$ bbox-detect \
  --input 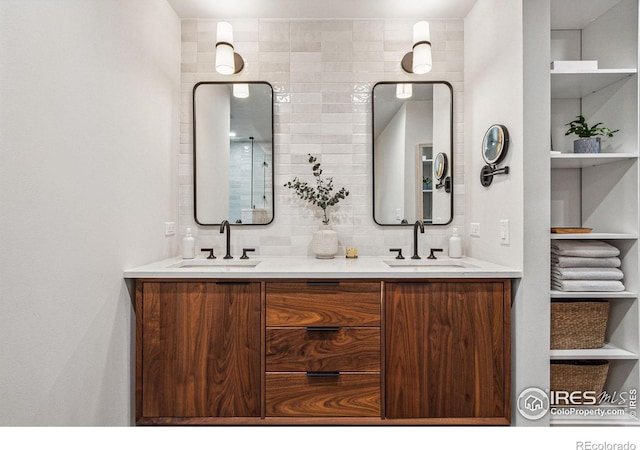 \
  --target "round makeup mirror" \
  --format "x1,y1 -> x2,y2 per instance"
482,124 -> 509,165
434,152 -> 448,180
